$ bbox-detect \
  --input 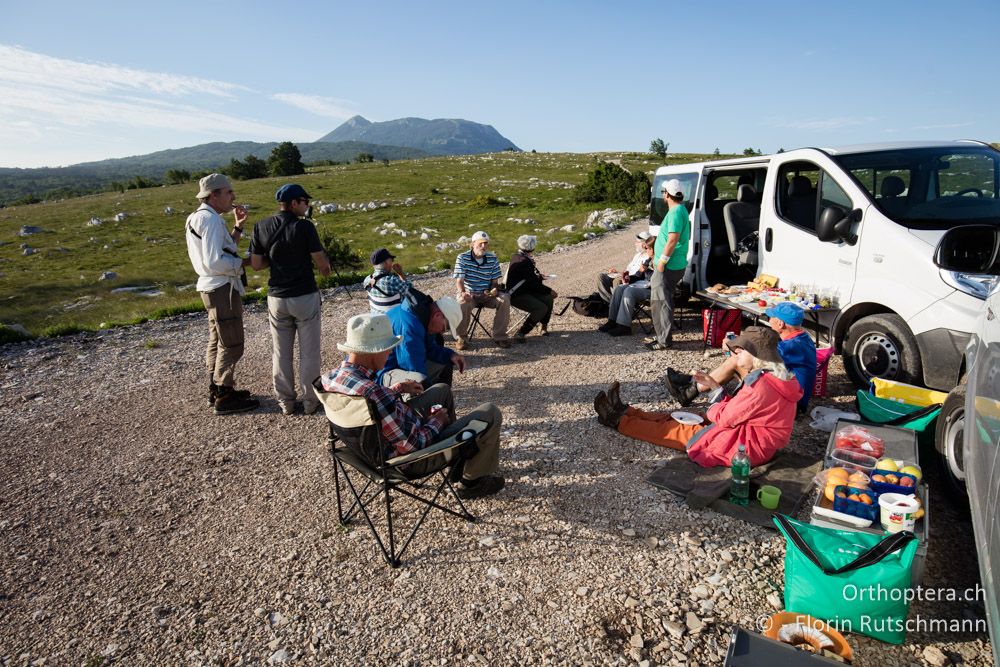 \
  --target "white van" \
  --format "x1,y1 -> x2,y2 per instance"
650,141 -> 1000,394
